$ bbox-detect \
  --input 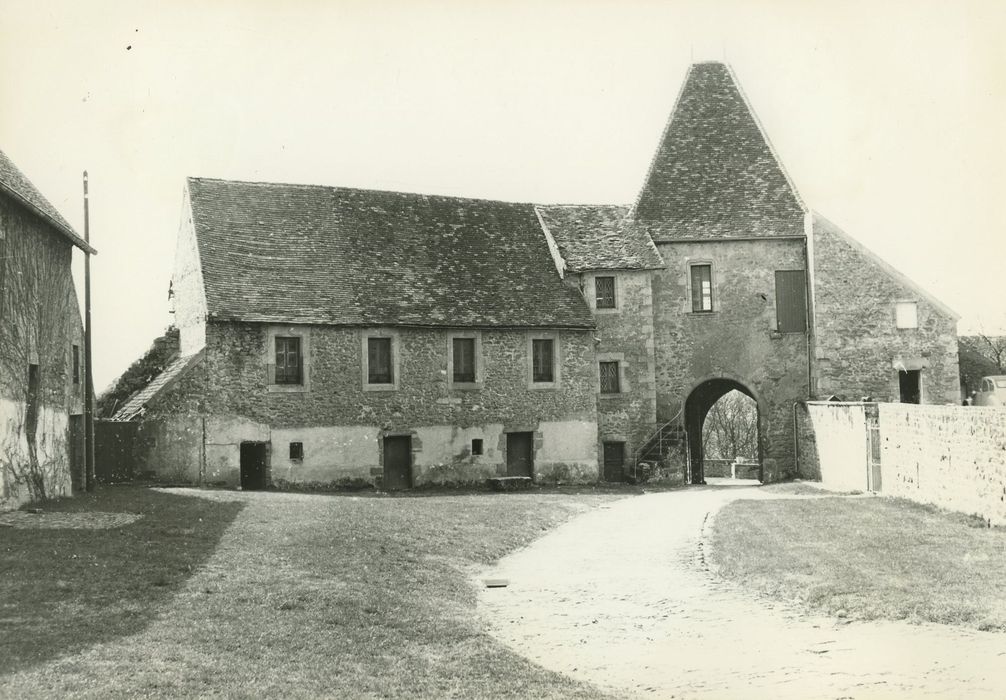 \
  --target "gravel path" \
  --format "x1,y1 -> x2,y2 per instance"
477,485 -> 1006,699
